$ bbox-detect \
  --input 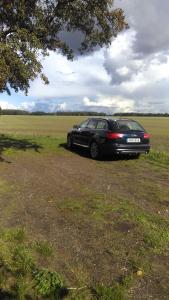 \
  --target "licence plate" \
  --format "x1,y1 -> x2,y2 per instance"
127,138 -> 140,143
